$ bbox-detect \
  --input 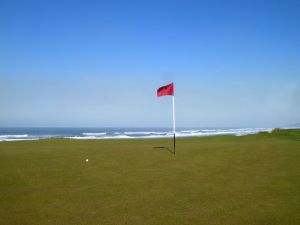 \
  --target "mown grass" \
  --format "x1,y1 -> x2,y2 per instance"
0,129 -> 300,225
